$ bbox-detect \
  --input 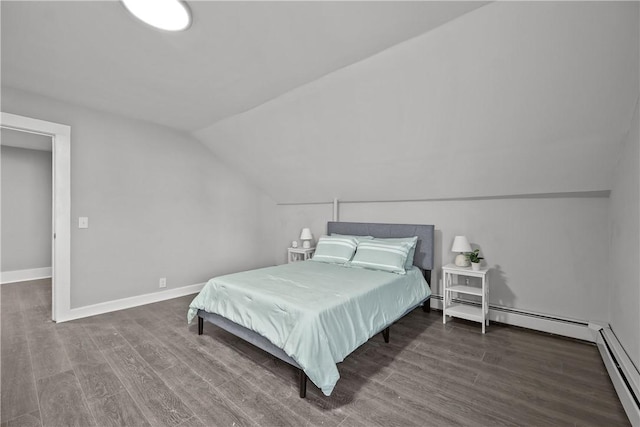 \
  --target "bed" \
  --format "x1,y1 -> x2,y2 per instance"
187,221 -> 434,398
